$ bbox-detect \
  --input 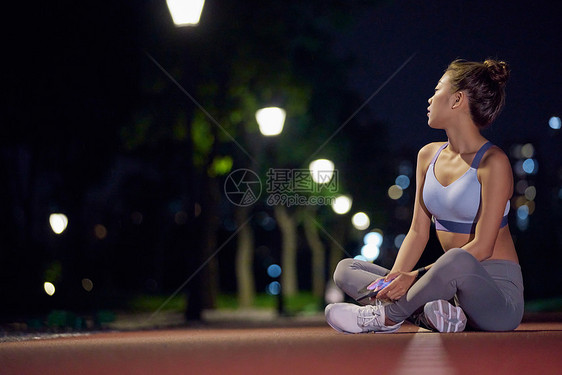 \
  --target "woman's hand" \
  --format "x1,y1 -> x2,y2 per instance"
374,271 -> 418,301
